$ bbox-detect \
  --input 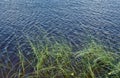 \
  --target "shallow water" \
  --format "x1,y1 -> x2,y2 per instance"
0,0 -> 120,58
